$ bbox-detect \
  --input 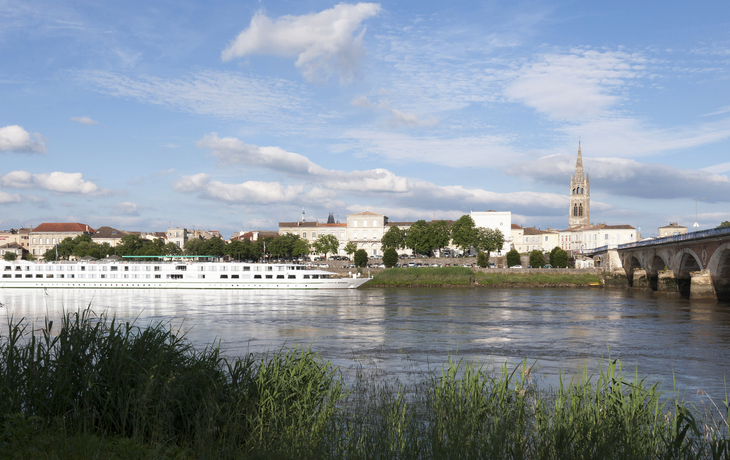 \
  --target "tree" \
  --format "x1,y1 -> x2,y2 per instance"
476,251 -> 488,268
406,220 -> 431,256
312,234 -> 339,259
383,247 -> 398,268
354,249 -> 368,268
549,246 -> 561,264
3,252 -> 17,261
551,248 -> 569,268
24,253 -> 36,261
291,238 -> 310,258
184,238 -> 206,256
451,215 -> 477,254
344,242 -> 358,258
428,220 -> 452,255
164,242 -> 182,255
506,248 -> 521,267
203,237 -> 226,257
718,221 -> 730,228
474,228 -> 505,259
529,250 -> 545,267
381,226 -> 406,250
